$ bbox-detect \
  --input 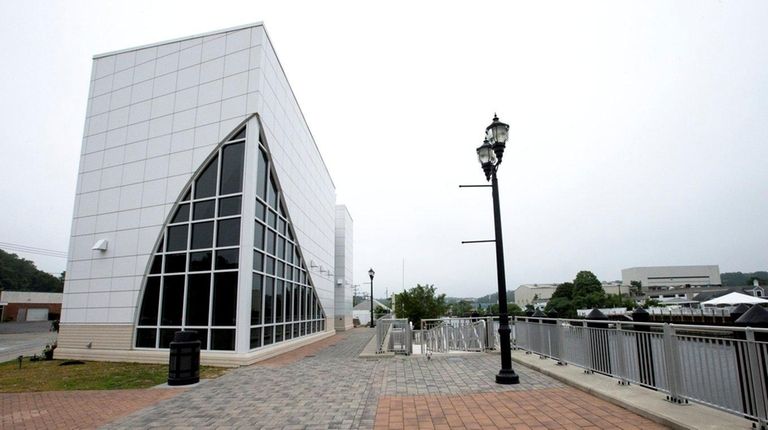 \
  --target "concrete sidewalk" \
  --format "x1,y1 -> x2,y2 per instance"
511,349 -> 754,430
